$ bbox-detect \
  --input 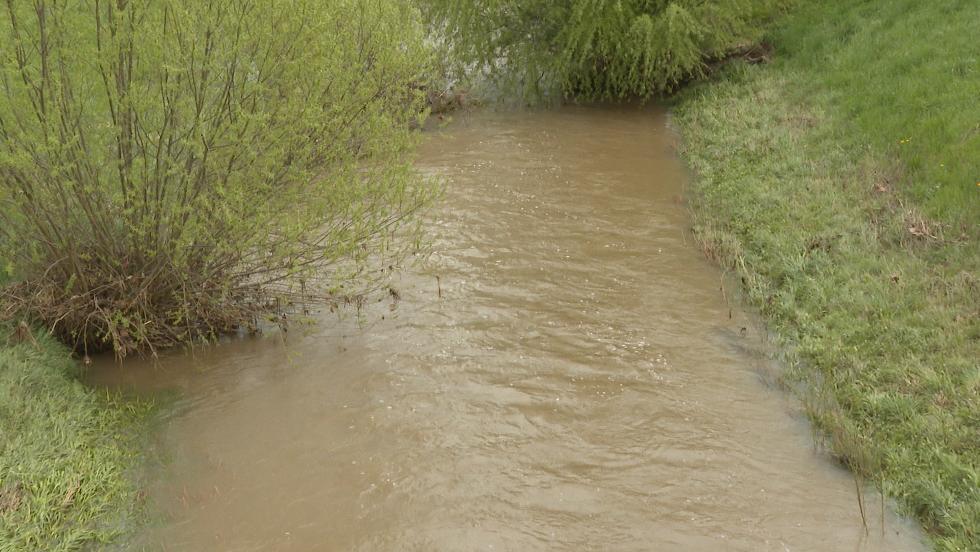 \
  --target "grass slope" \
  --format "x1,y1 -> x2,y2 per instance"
673,1 -> 979,549
0,333 -> 149,551
772,0 -> 980,229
